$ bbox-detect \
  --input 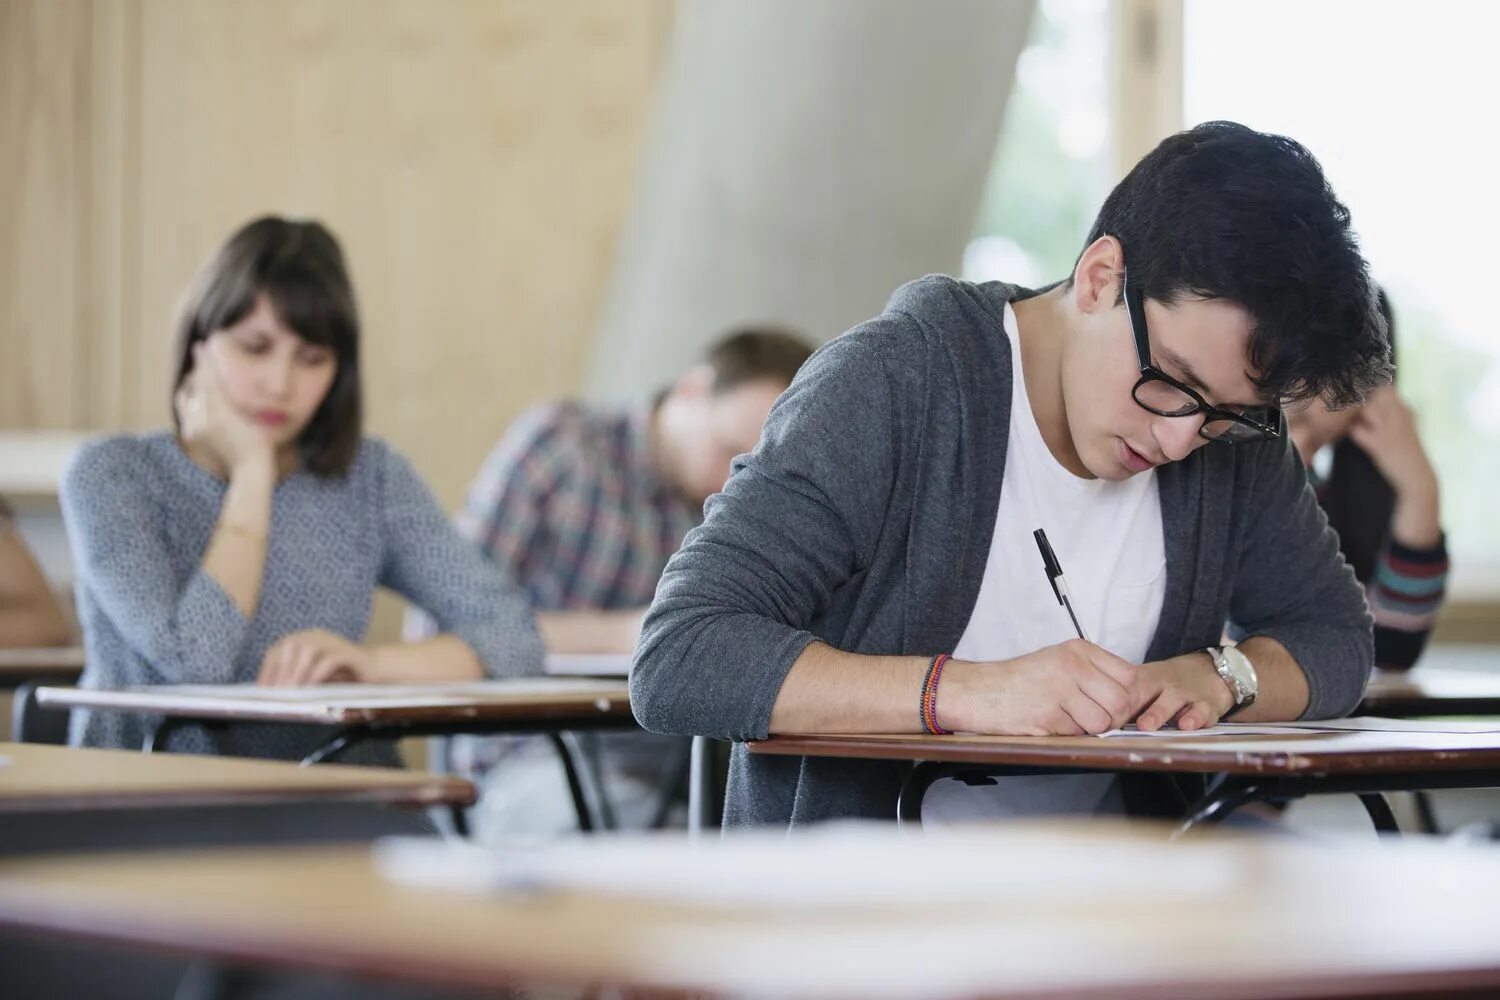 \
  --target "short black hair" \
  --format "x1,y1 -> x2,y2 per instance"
170,216 -> 362,476
703,326 -> 815,393
1079,121 -> 1392,408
